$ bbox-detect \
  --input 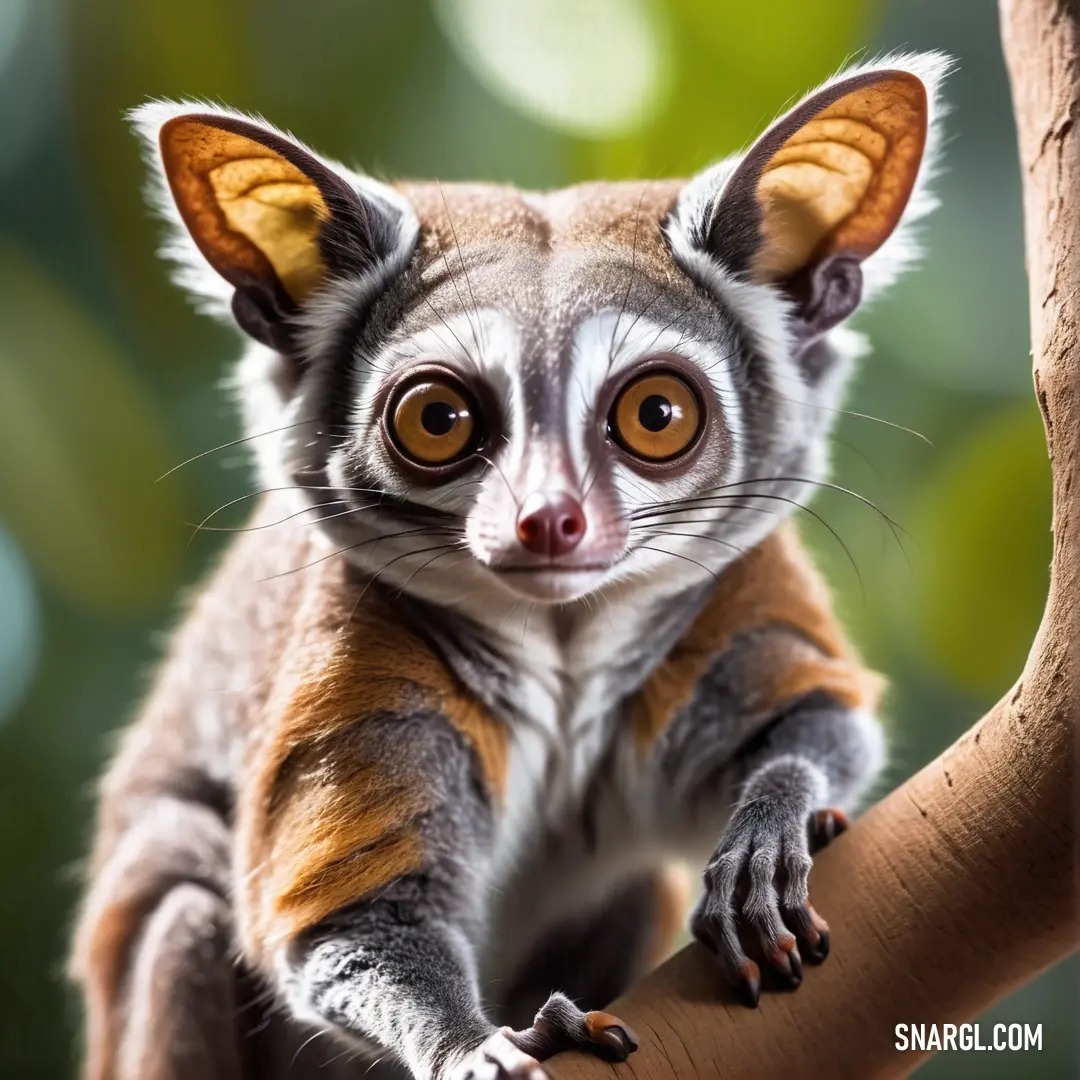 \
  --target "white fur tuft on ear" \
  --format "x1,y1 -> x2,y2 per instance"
130,99 -> 244,318
665,50 -> 954,366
